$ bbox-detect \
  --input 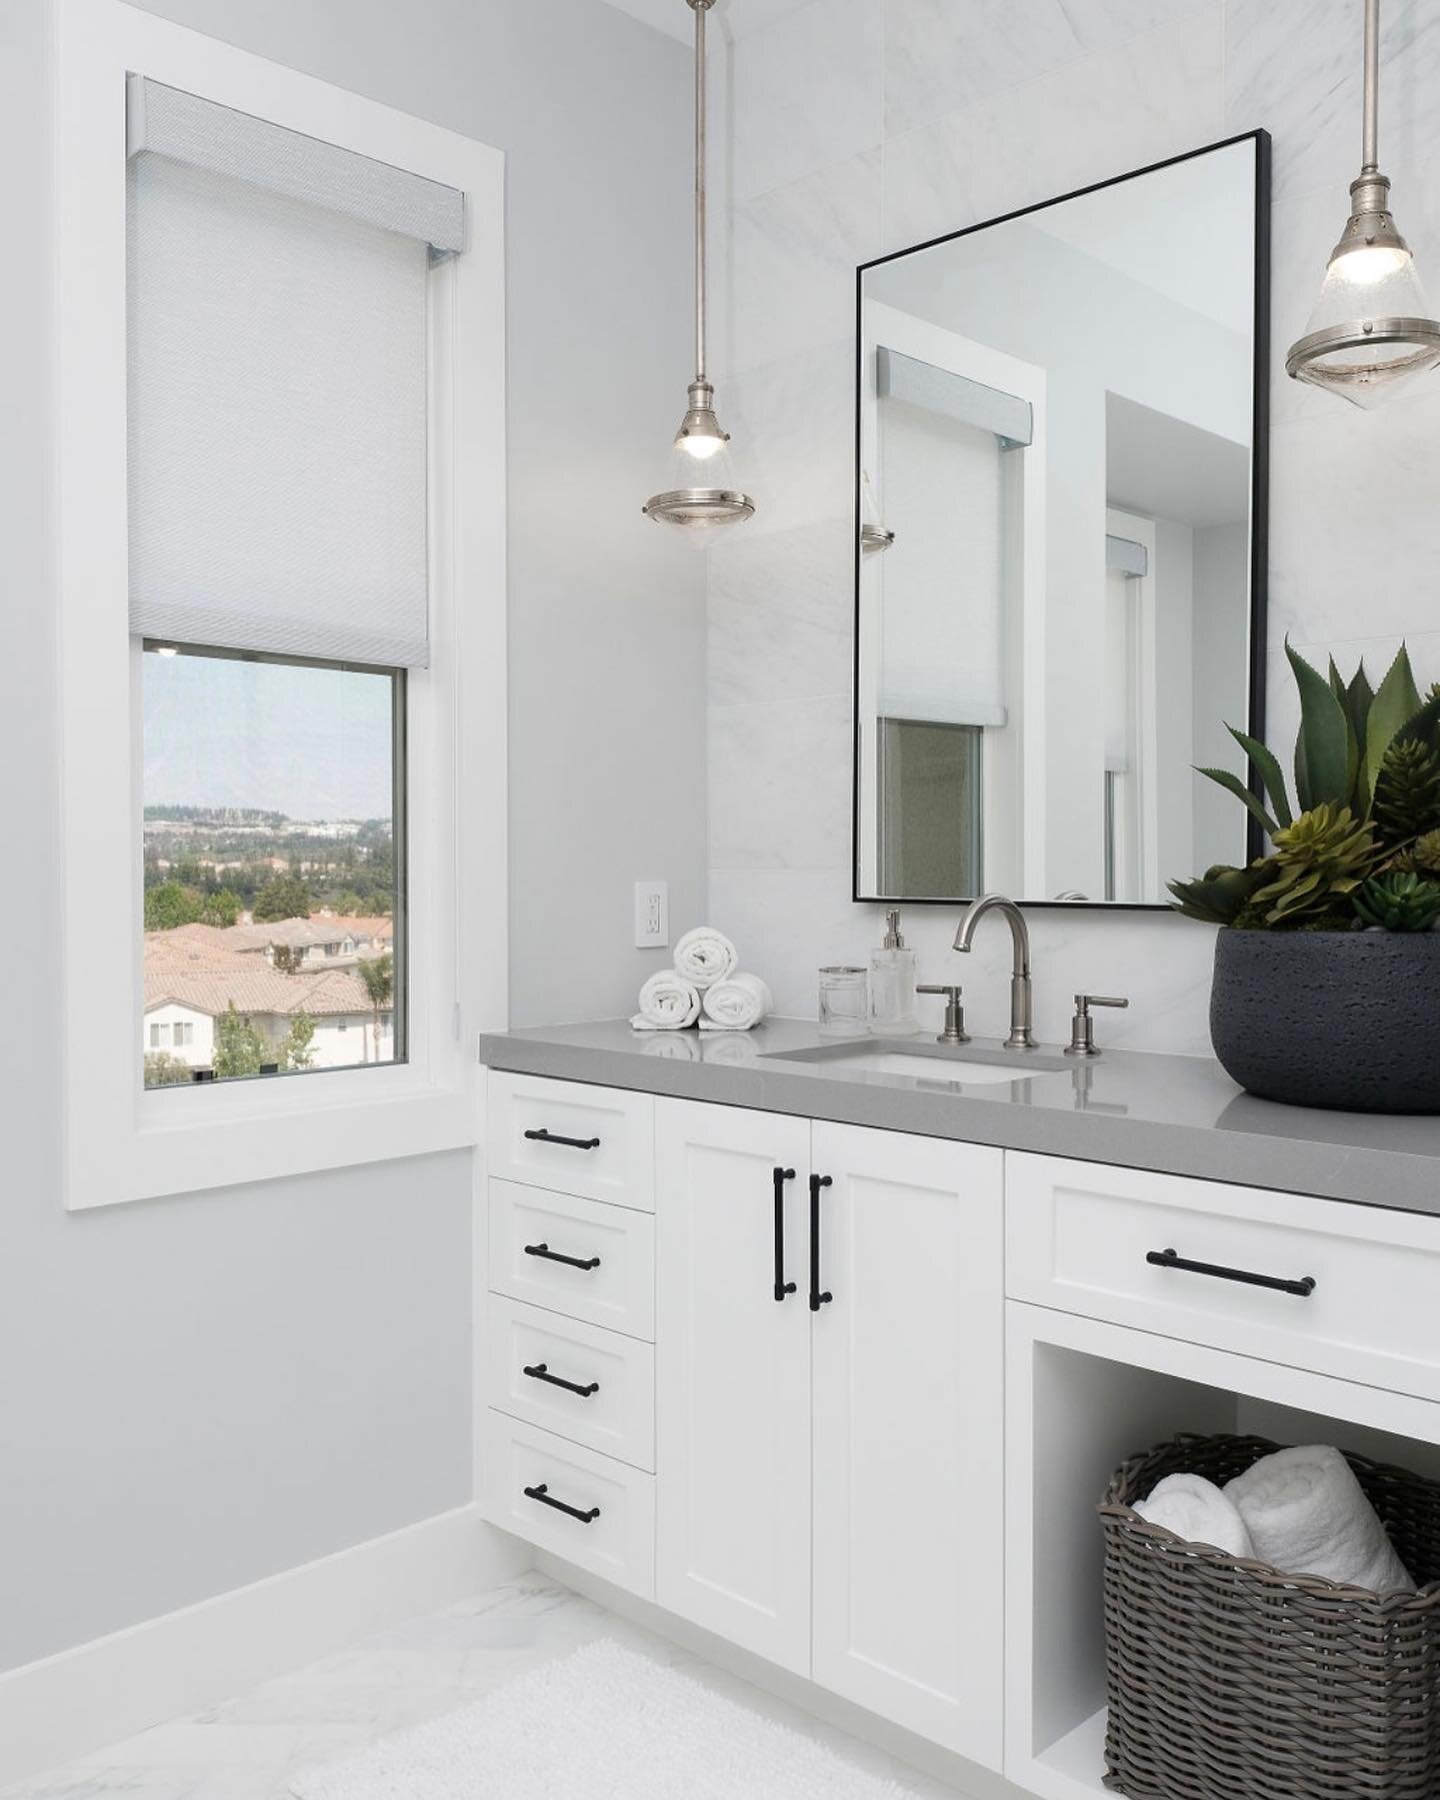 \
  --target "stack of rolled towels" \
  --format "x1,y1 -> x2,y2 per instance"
631,926 -> 772,1033
1133,1444 -> 1415,1592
